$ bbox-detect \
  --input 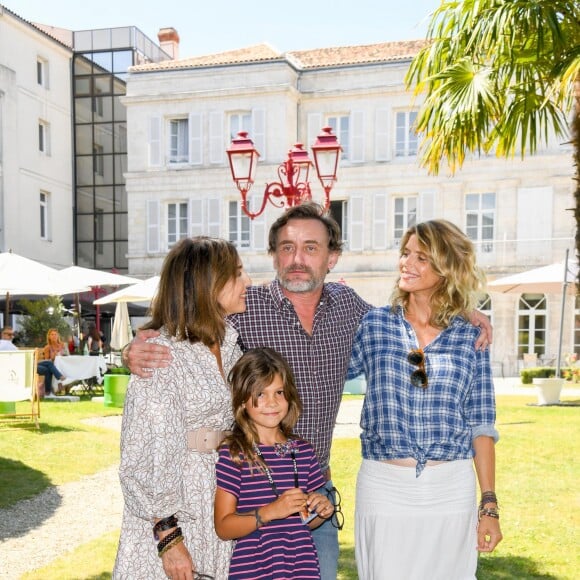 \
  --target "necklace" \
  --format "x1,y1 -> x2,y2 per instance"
273,439 -> 299,457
